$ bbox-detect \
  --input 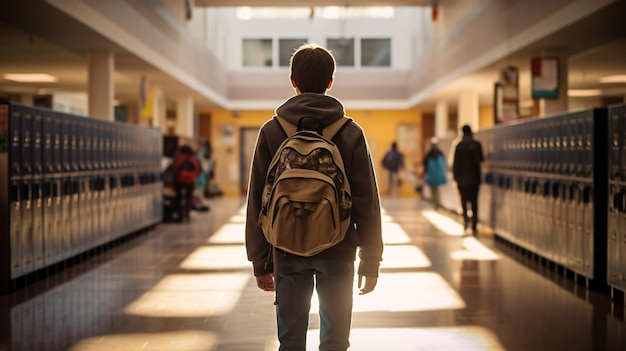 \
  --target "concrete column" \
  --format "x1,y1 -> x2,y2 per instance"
435,101 -> 449,138
543,54 -> 568,115
458,90 -> 479,131
88,50 -> 114,120
176,95 -> 195,137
